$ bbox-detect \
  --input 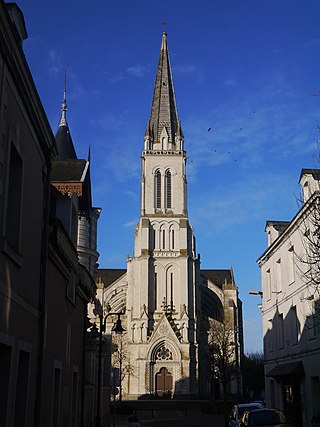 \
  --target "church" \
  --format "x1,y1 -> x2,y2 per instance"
94,31 -> 243,400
